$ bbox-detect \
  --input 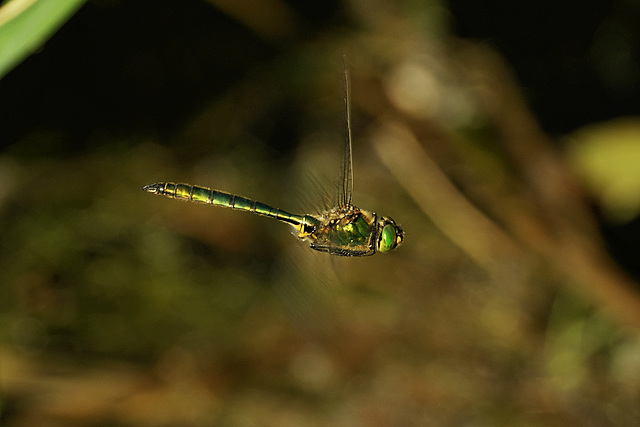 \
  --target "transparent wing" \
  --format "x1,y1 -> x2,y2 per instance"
339,57 -> 354,208
272,241 -> 344,336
